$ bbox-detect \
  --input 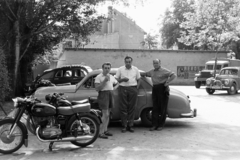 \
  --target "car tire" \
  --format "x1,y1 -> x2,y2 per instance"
227,83 -> 236,95
206,88 -> 215,95
195,81 -> 201,89
140,108 -> 152,127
